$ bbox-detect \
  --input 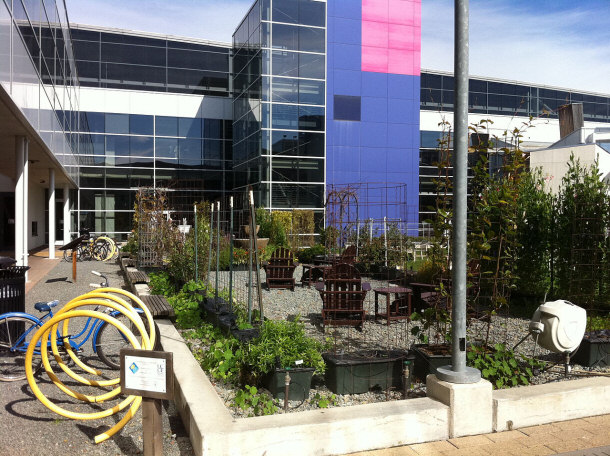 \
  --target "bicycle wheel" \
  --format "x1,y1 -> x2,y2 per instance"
0,316 -> 43,381
92,241 -> 109,262
63,248 -> 81,262
95,314 -> 140,369
79,243 -> 91,261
